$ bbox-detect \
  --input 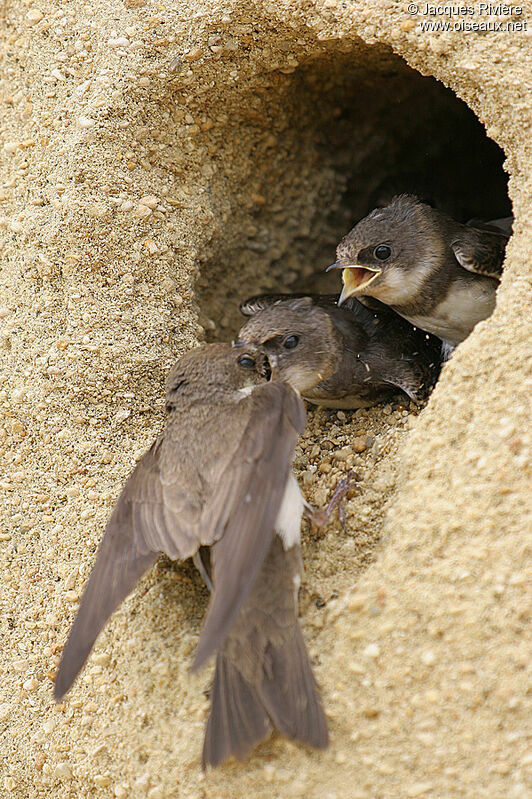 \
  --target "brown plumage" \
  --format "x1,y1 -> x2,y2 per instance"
203,537 -> 328,767
330,195 -> 512,346
237,294 -> 442,407
54,343 -> 328,767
